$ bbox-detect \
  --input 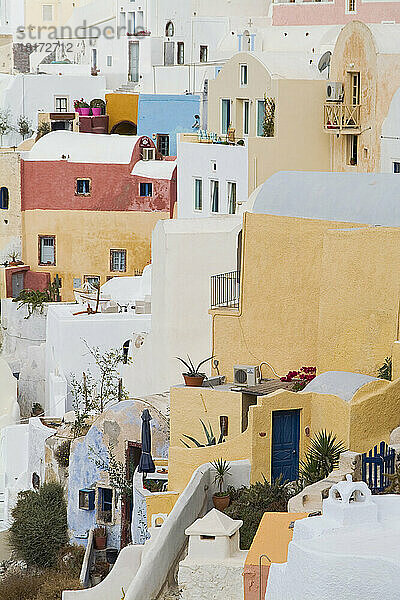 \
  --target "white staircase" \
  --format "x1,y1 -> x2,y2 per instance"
114,82 -> 138,94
